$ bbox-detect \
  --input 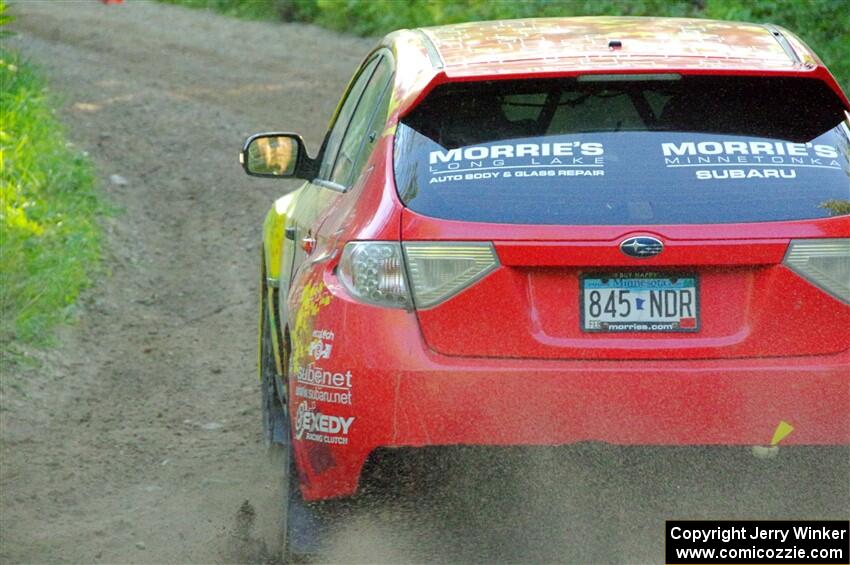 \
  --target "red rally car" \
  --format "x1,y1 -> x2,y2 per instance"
241,16 -> 850,556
